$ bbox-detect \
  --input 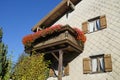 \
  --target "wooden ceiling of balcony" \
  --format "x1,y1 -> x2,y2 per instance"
32,0 -> 81,32
34,39 -> 83,63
